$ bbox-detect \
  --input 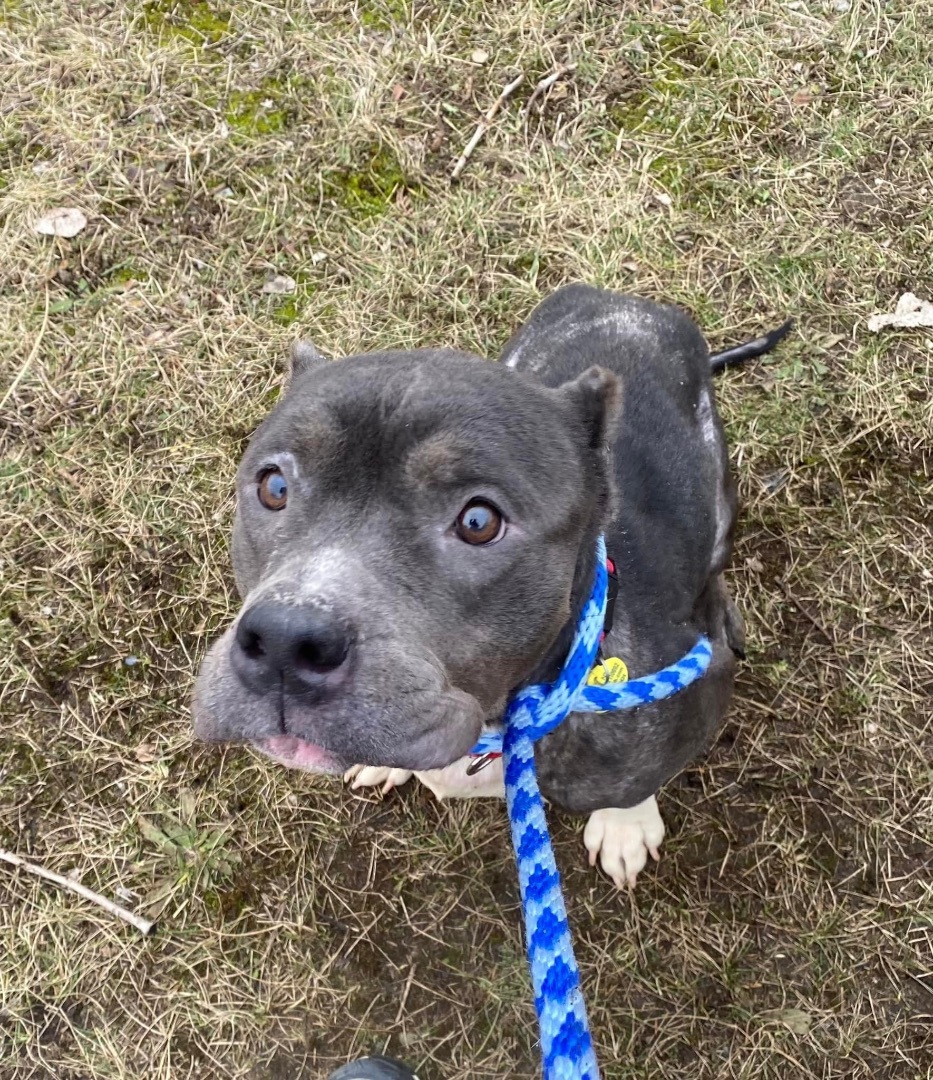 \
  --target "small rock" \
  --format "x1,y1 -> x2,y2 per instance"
311,251 -> 327,265
471,48 -> 489,64
124,655 -> 139,667
34,207 -> 87,238
134,742 -> 158,763
262,273 -> 297,295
